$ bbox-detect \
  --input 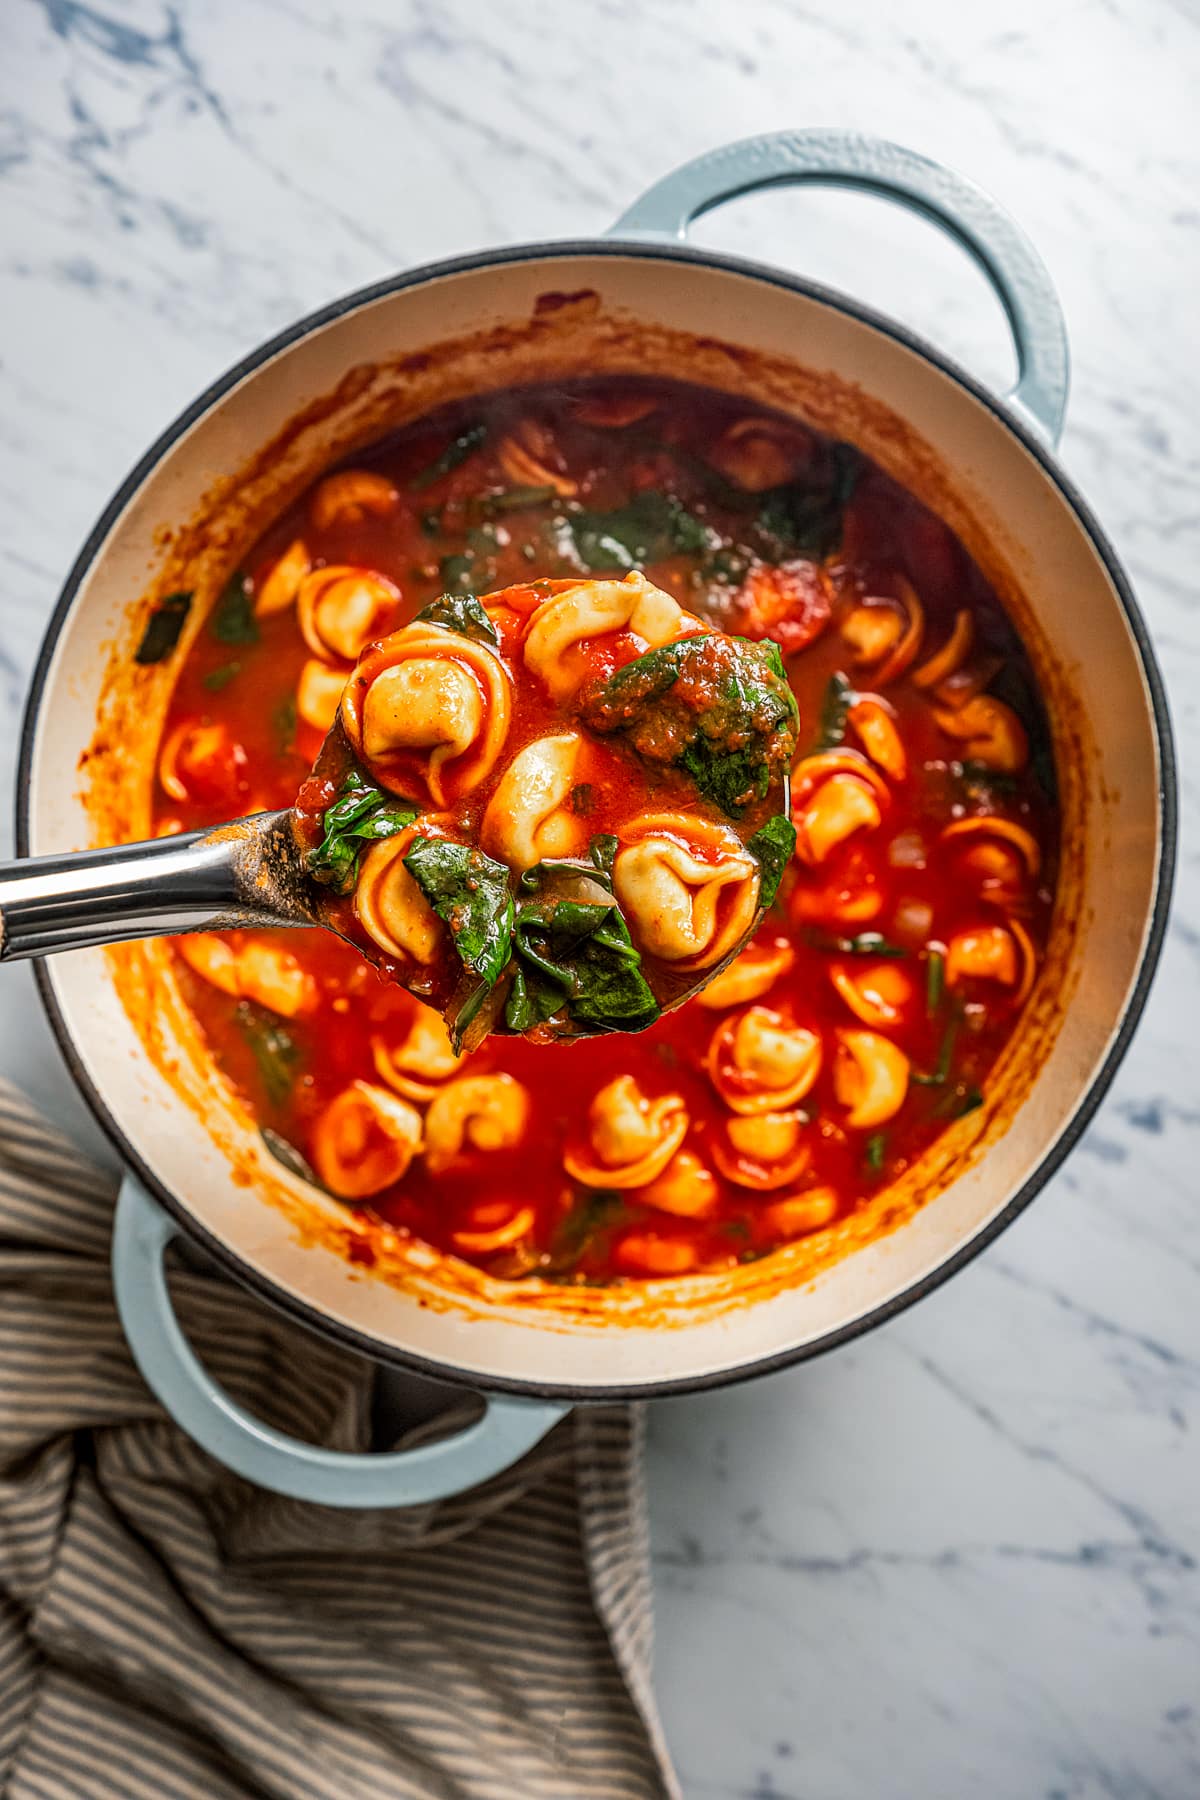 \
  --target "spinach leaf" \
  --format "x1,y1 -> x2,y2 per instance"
930,1080 -> 984,1120
509,895 -> 660,1036
753,441 -> 860,559
747,815 -> 796,909
509,837 -> 658,1034
273,694 -> 298,757
925,949 -> 945,1014
517,833 -> 618,897
203,660 -> 242,691
842,931 -> 907,958
402,838 -> 514,988
235,1002 -> 300,1106
134,591 -> 192,664
470,484 -> 556,518
956,760 -> 1019,802
813,671 -> 855,751
806,928 -> 908,959
679,740 -> 769,818
504,961 -> 571,1033
410,422 -> 487,491
912,1015 -> 960,1087
259,1126 -> 320,1186
566,491 -> 710,571
307,767 -> 419,894
579,633 -> 798,818
210,572 -> 259,645
414,592 -> 500,645
438,552 -> 475,594
546,1190 -> 627,1274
